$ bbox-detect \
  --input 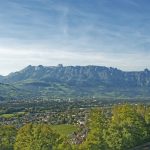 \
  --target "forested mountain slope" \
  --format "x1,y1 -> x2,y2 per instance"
1,65 -> 150,100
